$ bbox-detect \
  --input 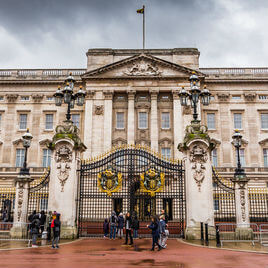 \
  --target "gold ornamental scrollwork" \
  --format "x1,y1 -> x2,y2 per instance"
97,167 -> 122,196
140,168 -> 165,197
